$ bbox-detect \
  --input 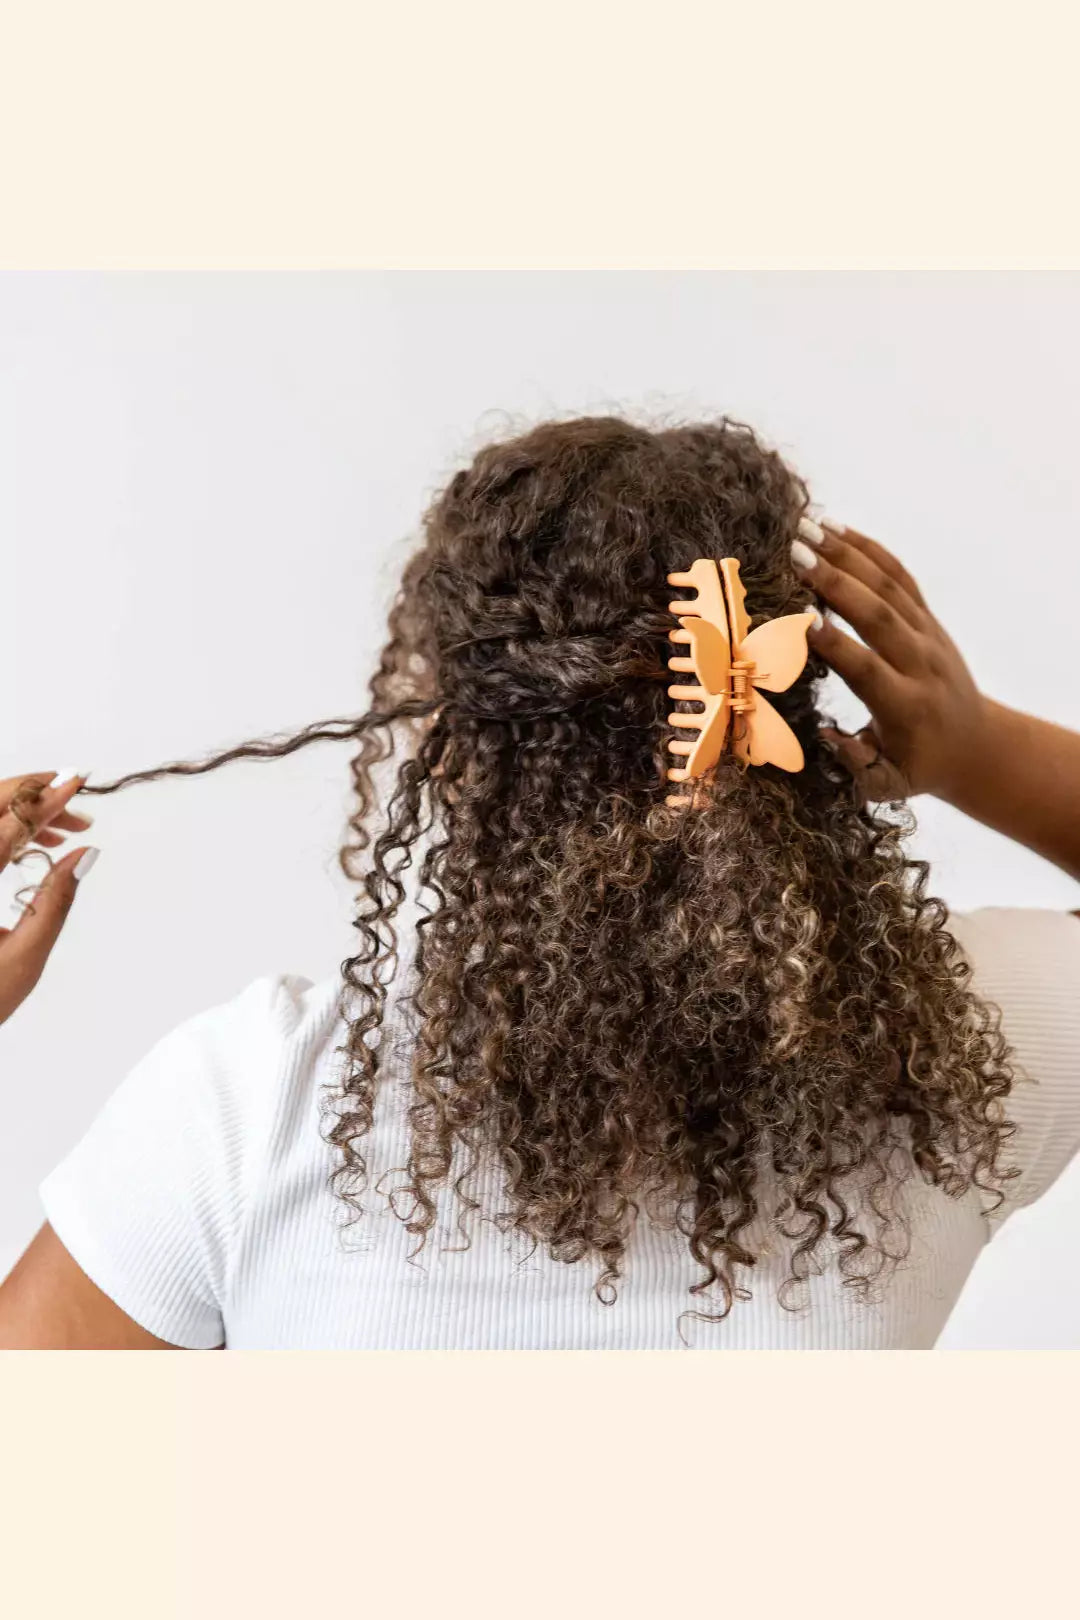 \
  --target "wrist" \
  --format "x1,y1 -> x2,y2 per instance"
932,693 -> 1006,812
921,692 -> 1080,878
